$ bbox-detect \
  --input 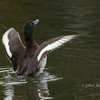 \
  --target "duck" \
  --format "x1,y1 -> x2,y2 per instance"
2,19 -> 77,76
